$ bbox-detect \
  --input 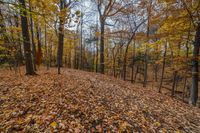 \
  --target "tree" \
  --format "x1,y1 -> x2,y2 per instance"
190,22 -> 200,105
57,0 -> 78,74
181,0 -> 200,105
57,0 -> 66,74
19,0 -> 35,75
28,0 -> 37,71
96,0 -> 125,74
